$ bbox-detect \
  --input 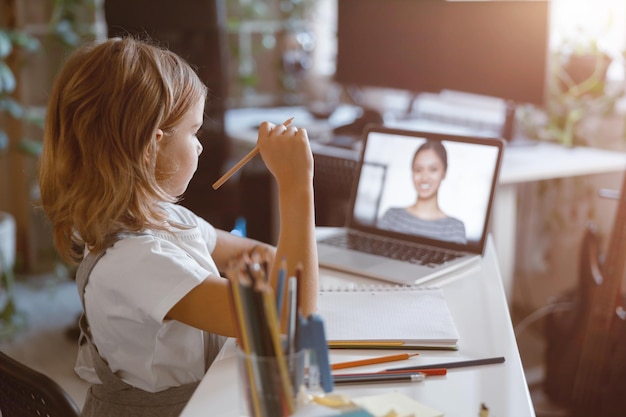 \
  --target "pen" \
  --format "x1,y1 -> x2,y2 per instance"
212,117 -> 294,190
331,352 -> 418,370
386,356 -> 505,372
333,372 -> 424,385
